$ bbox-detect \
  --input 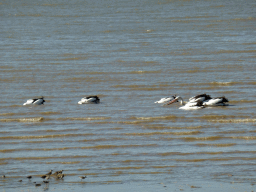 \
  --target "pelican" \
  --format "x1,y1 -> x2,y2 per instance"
202,96 -> 229,106
23,97 -> 45,105
78,96 -> 100,104
188,94 -> 212,103
167,94 -> 229,109
155,95 -> 177,104
167,96 -> 205,110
